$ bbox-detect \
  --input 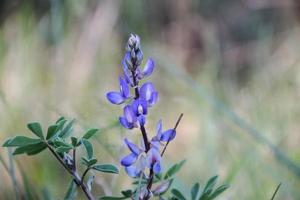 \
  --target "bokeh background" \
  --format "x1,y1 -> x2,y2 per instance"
0,0 -> 300,199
